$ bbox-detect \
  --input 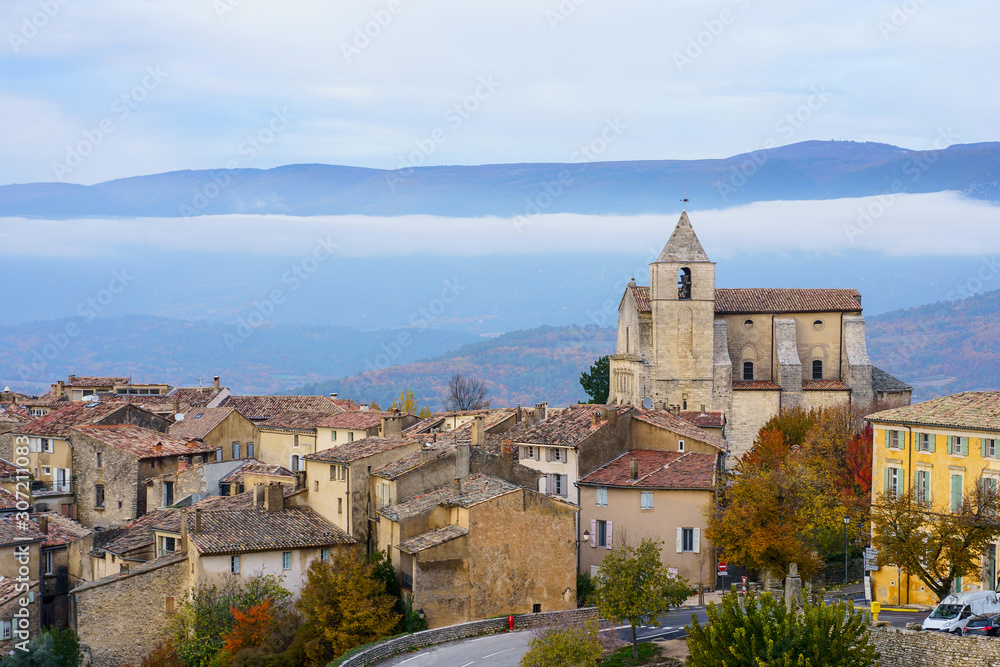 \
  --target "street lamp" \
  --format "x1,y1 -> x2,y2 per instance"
843,516 -> 851,584
582,530 -> 590,544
